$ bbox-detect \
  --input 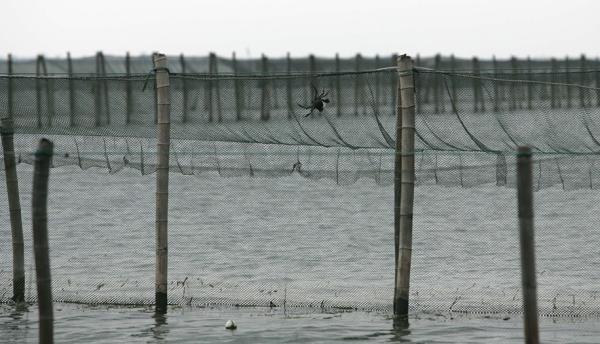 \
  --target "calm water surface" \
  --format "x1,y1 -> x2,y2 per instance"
1,304 -> 600,343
